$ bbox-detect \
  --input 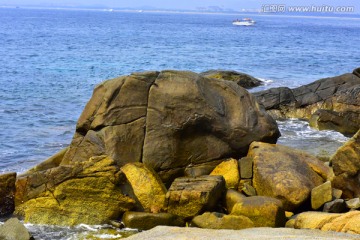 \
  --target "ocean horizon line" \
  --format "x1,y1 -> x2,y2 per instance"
1,5 -> 360,20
